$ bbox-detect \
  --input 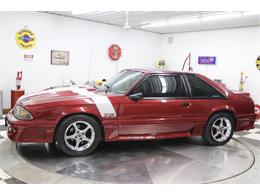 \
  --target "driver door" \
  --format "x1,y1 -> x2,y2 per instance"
118,74 -> 195,135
